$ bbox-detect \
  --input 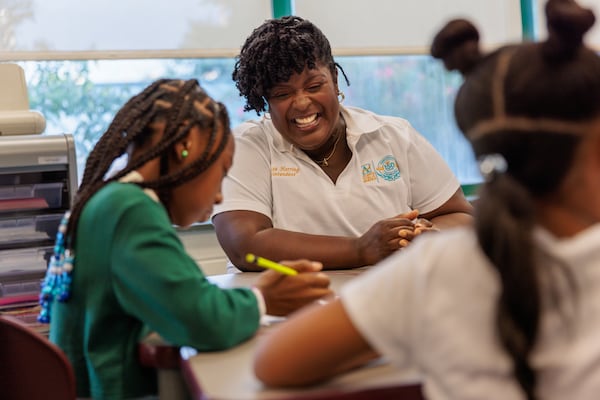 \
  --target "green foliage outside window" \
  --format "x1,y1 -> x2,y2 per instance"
22,55 -> 480,184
